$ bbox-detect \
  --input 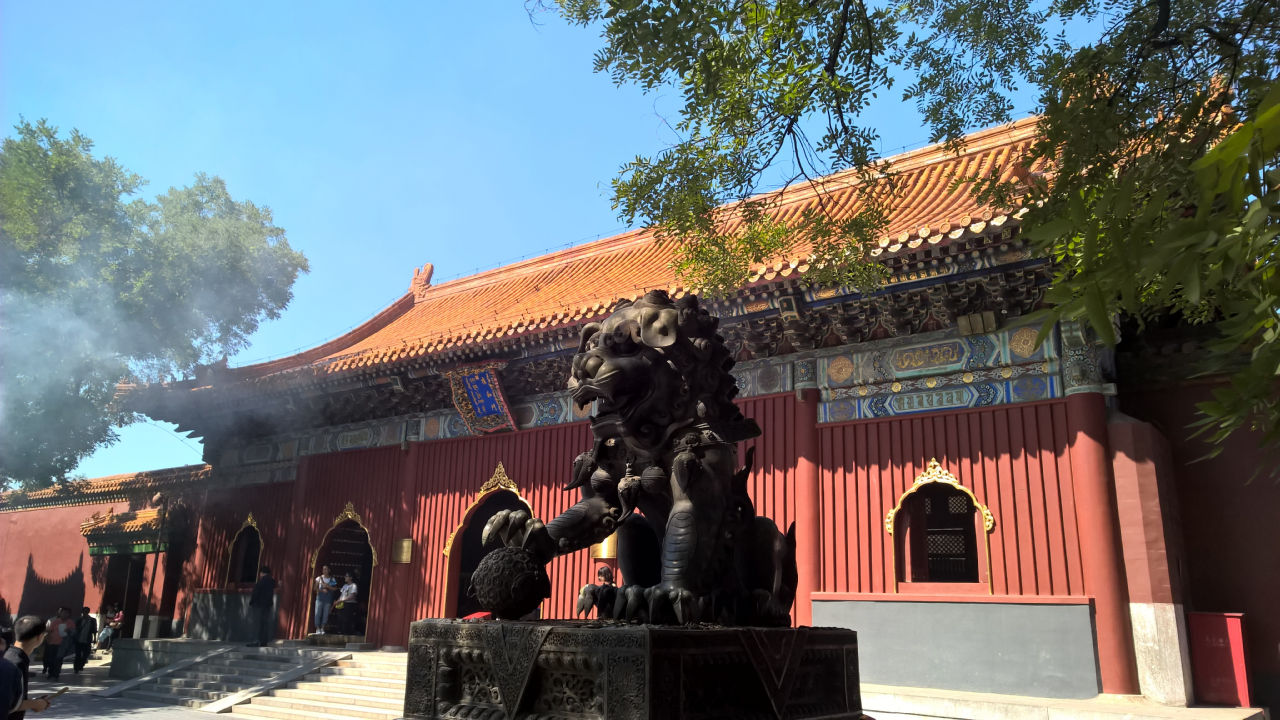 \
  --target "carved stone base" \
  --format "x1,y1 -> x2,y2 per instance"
406,619 -> 868,720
